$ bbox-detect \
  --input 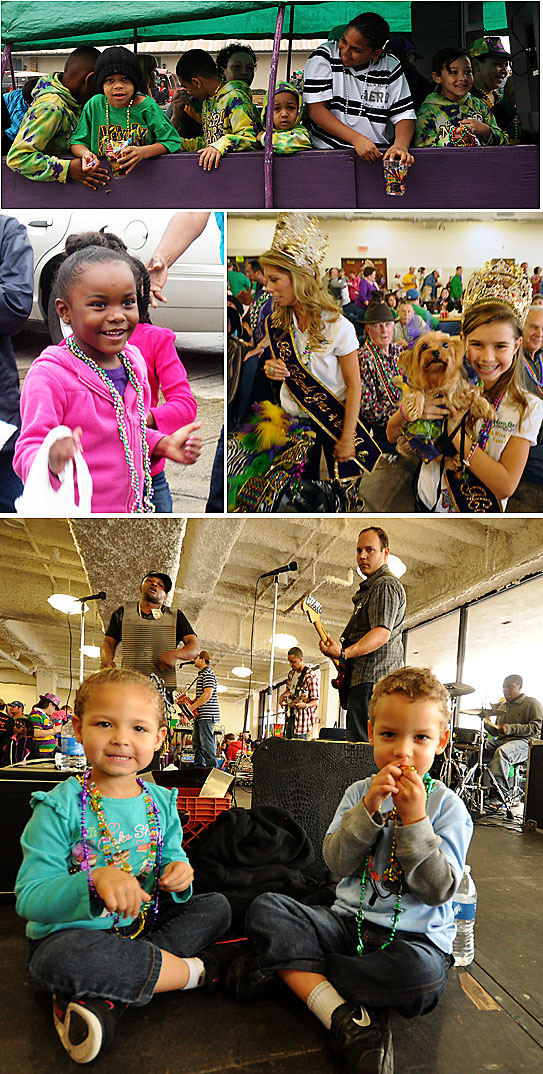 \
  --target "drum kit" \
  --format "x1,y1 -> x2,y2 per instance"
442,682 -> 507,816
